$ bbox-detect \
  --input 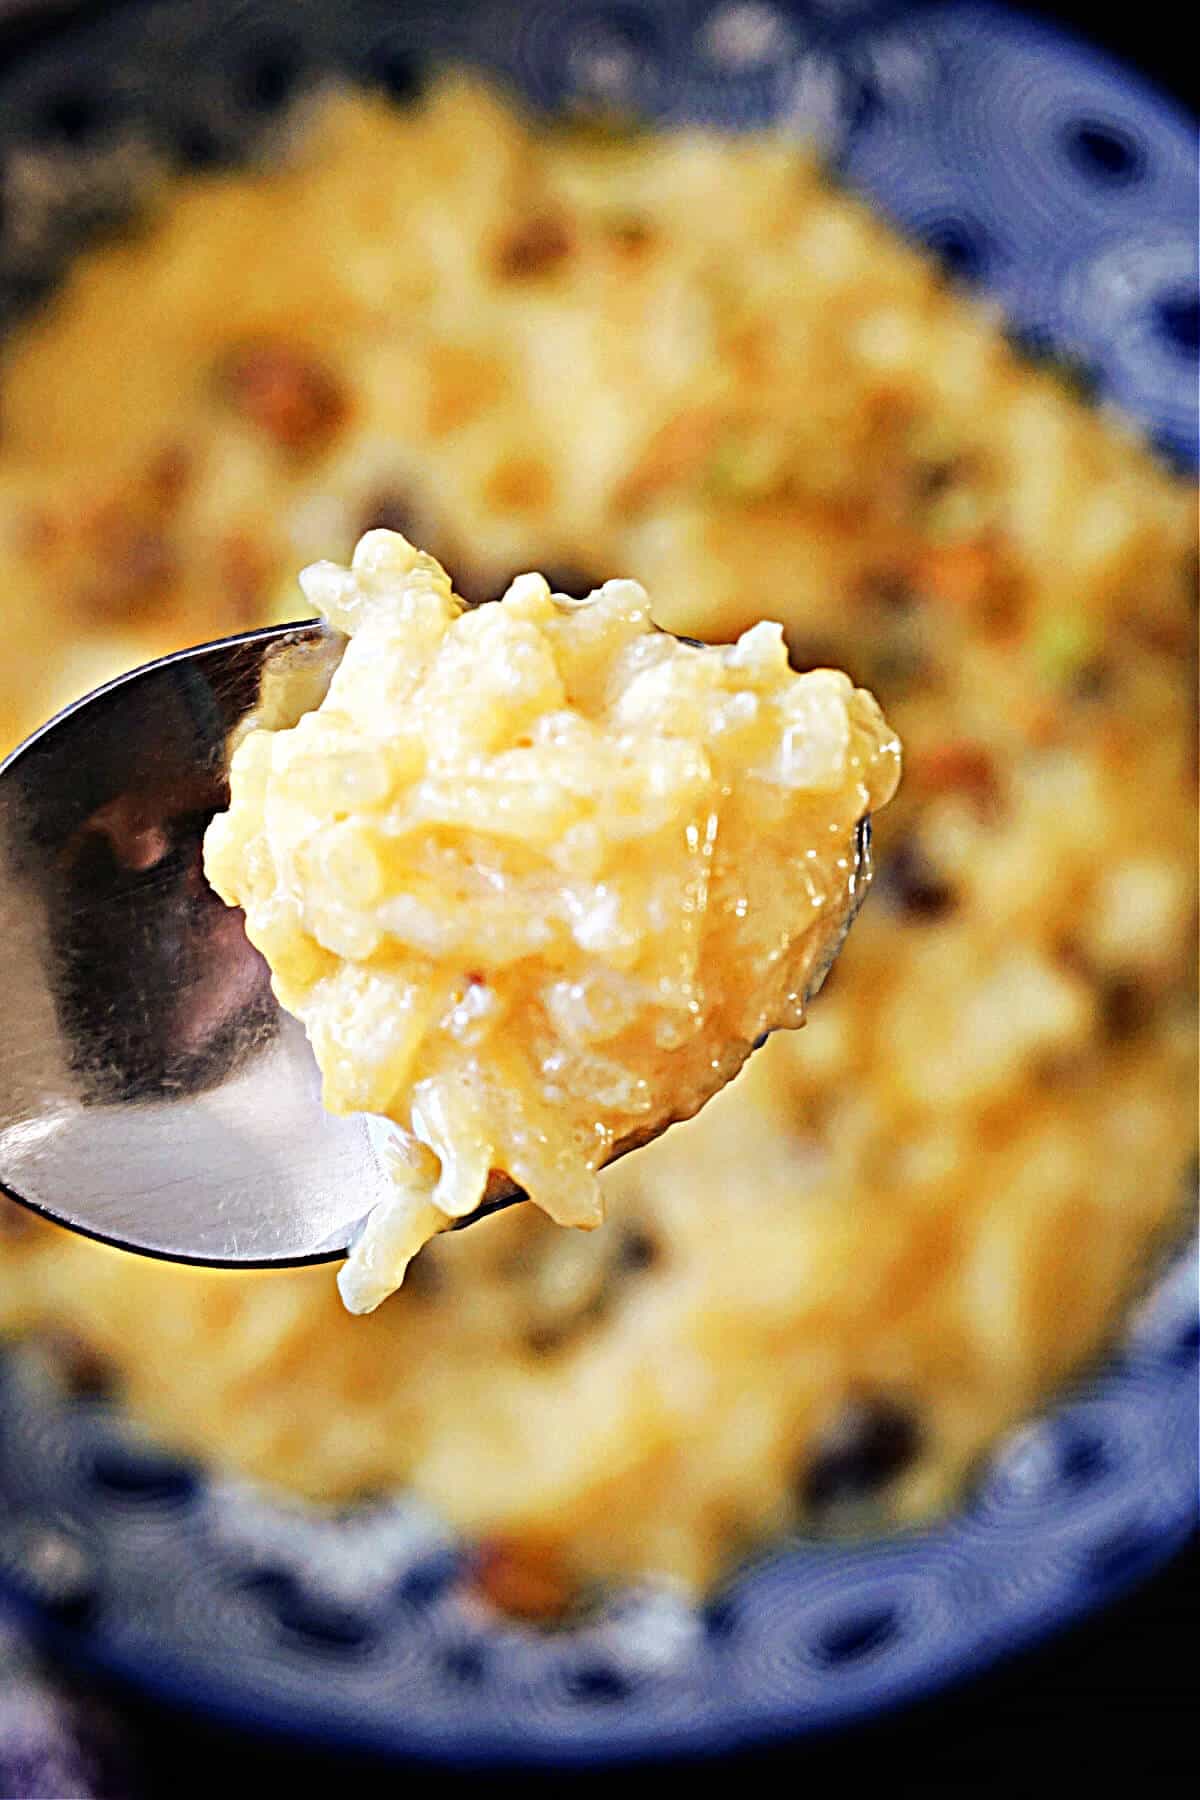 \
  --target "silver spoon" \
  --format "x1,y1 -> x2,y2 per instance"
0,622 -> 873,1270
